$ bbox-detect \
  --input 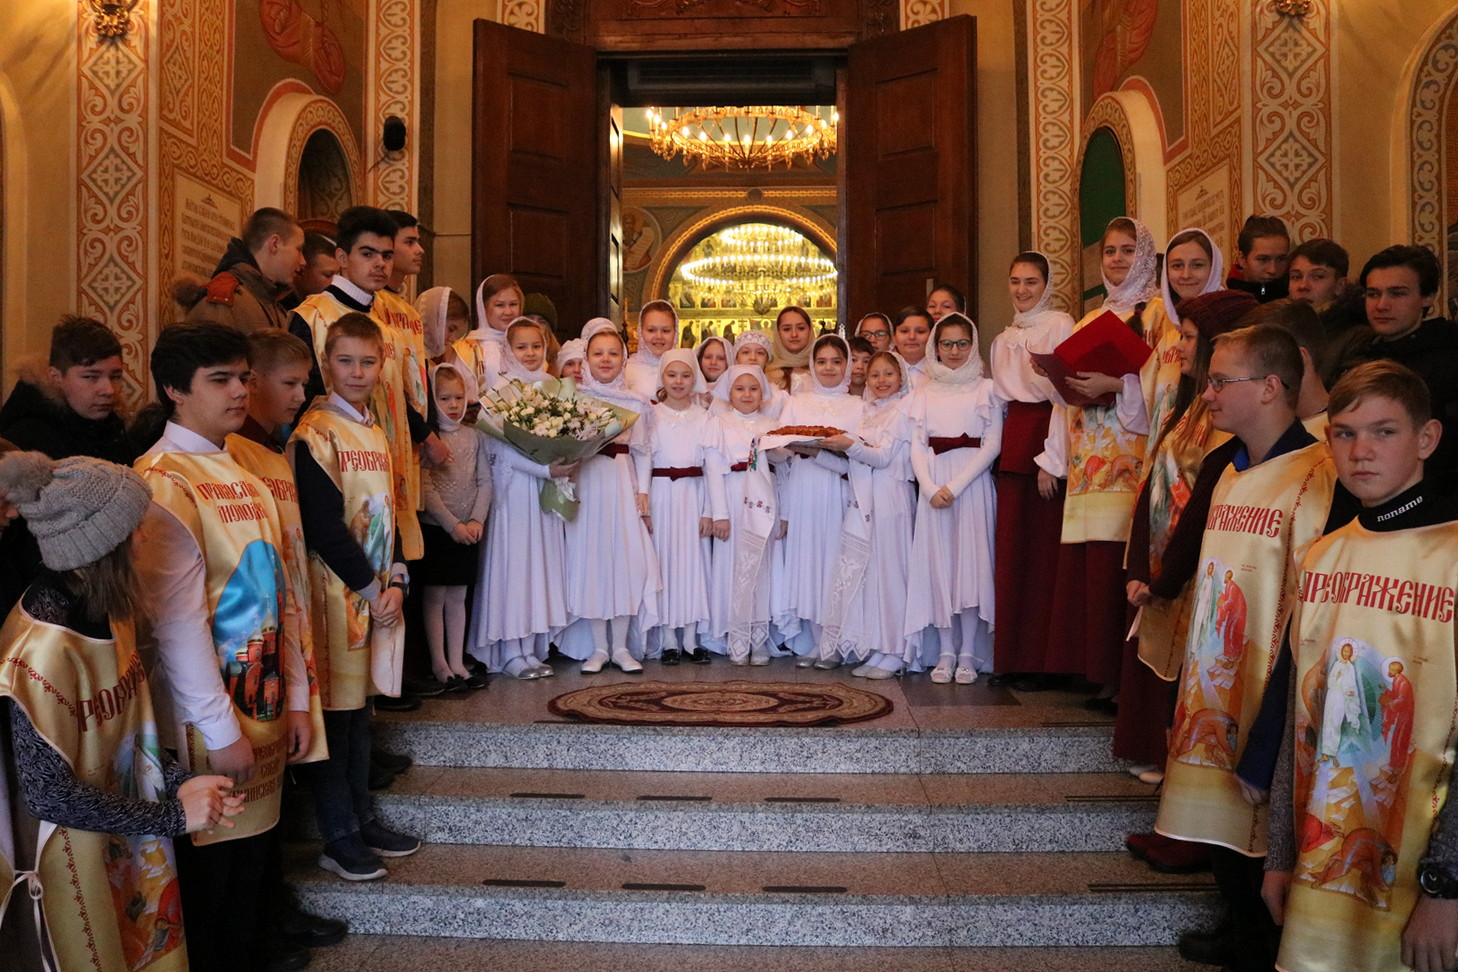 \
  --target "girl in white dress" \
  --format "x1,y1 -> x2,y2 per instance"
470,377 -> 577,680
892,306 -> 934,391
643,350 -> 714,665
769,334 -> 865,665
835,352 -> 918,678
623,299 -> 679,399
695,335 -> 730,408
904,312 -> 1003,684
454,273 -> 522,392
854,312 -> 894,354
765,306 -> 816,395
559,319 -> 661,673
704,365 -> 781,664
